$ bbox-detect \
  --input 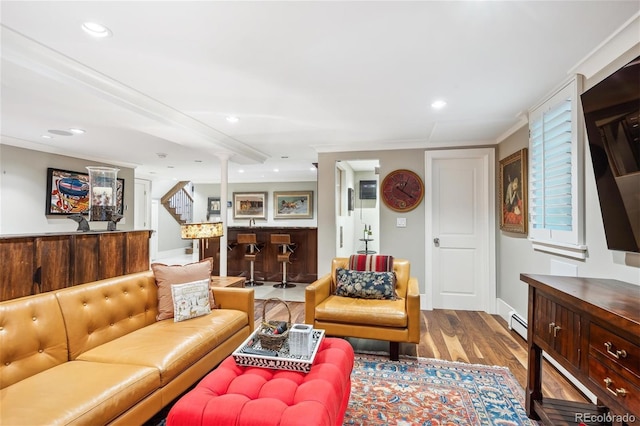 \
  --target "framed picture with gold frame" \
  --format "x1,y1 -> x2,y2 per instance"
499,148 -> 528,234
273,191 -> 313,219
233,192 -> 267,220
